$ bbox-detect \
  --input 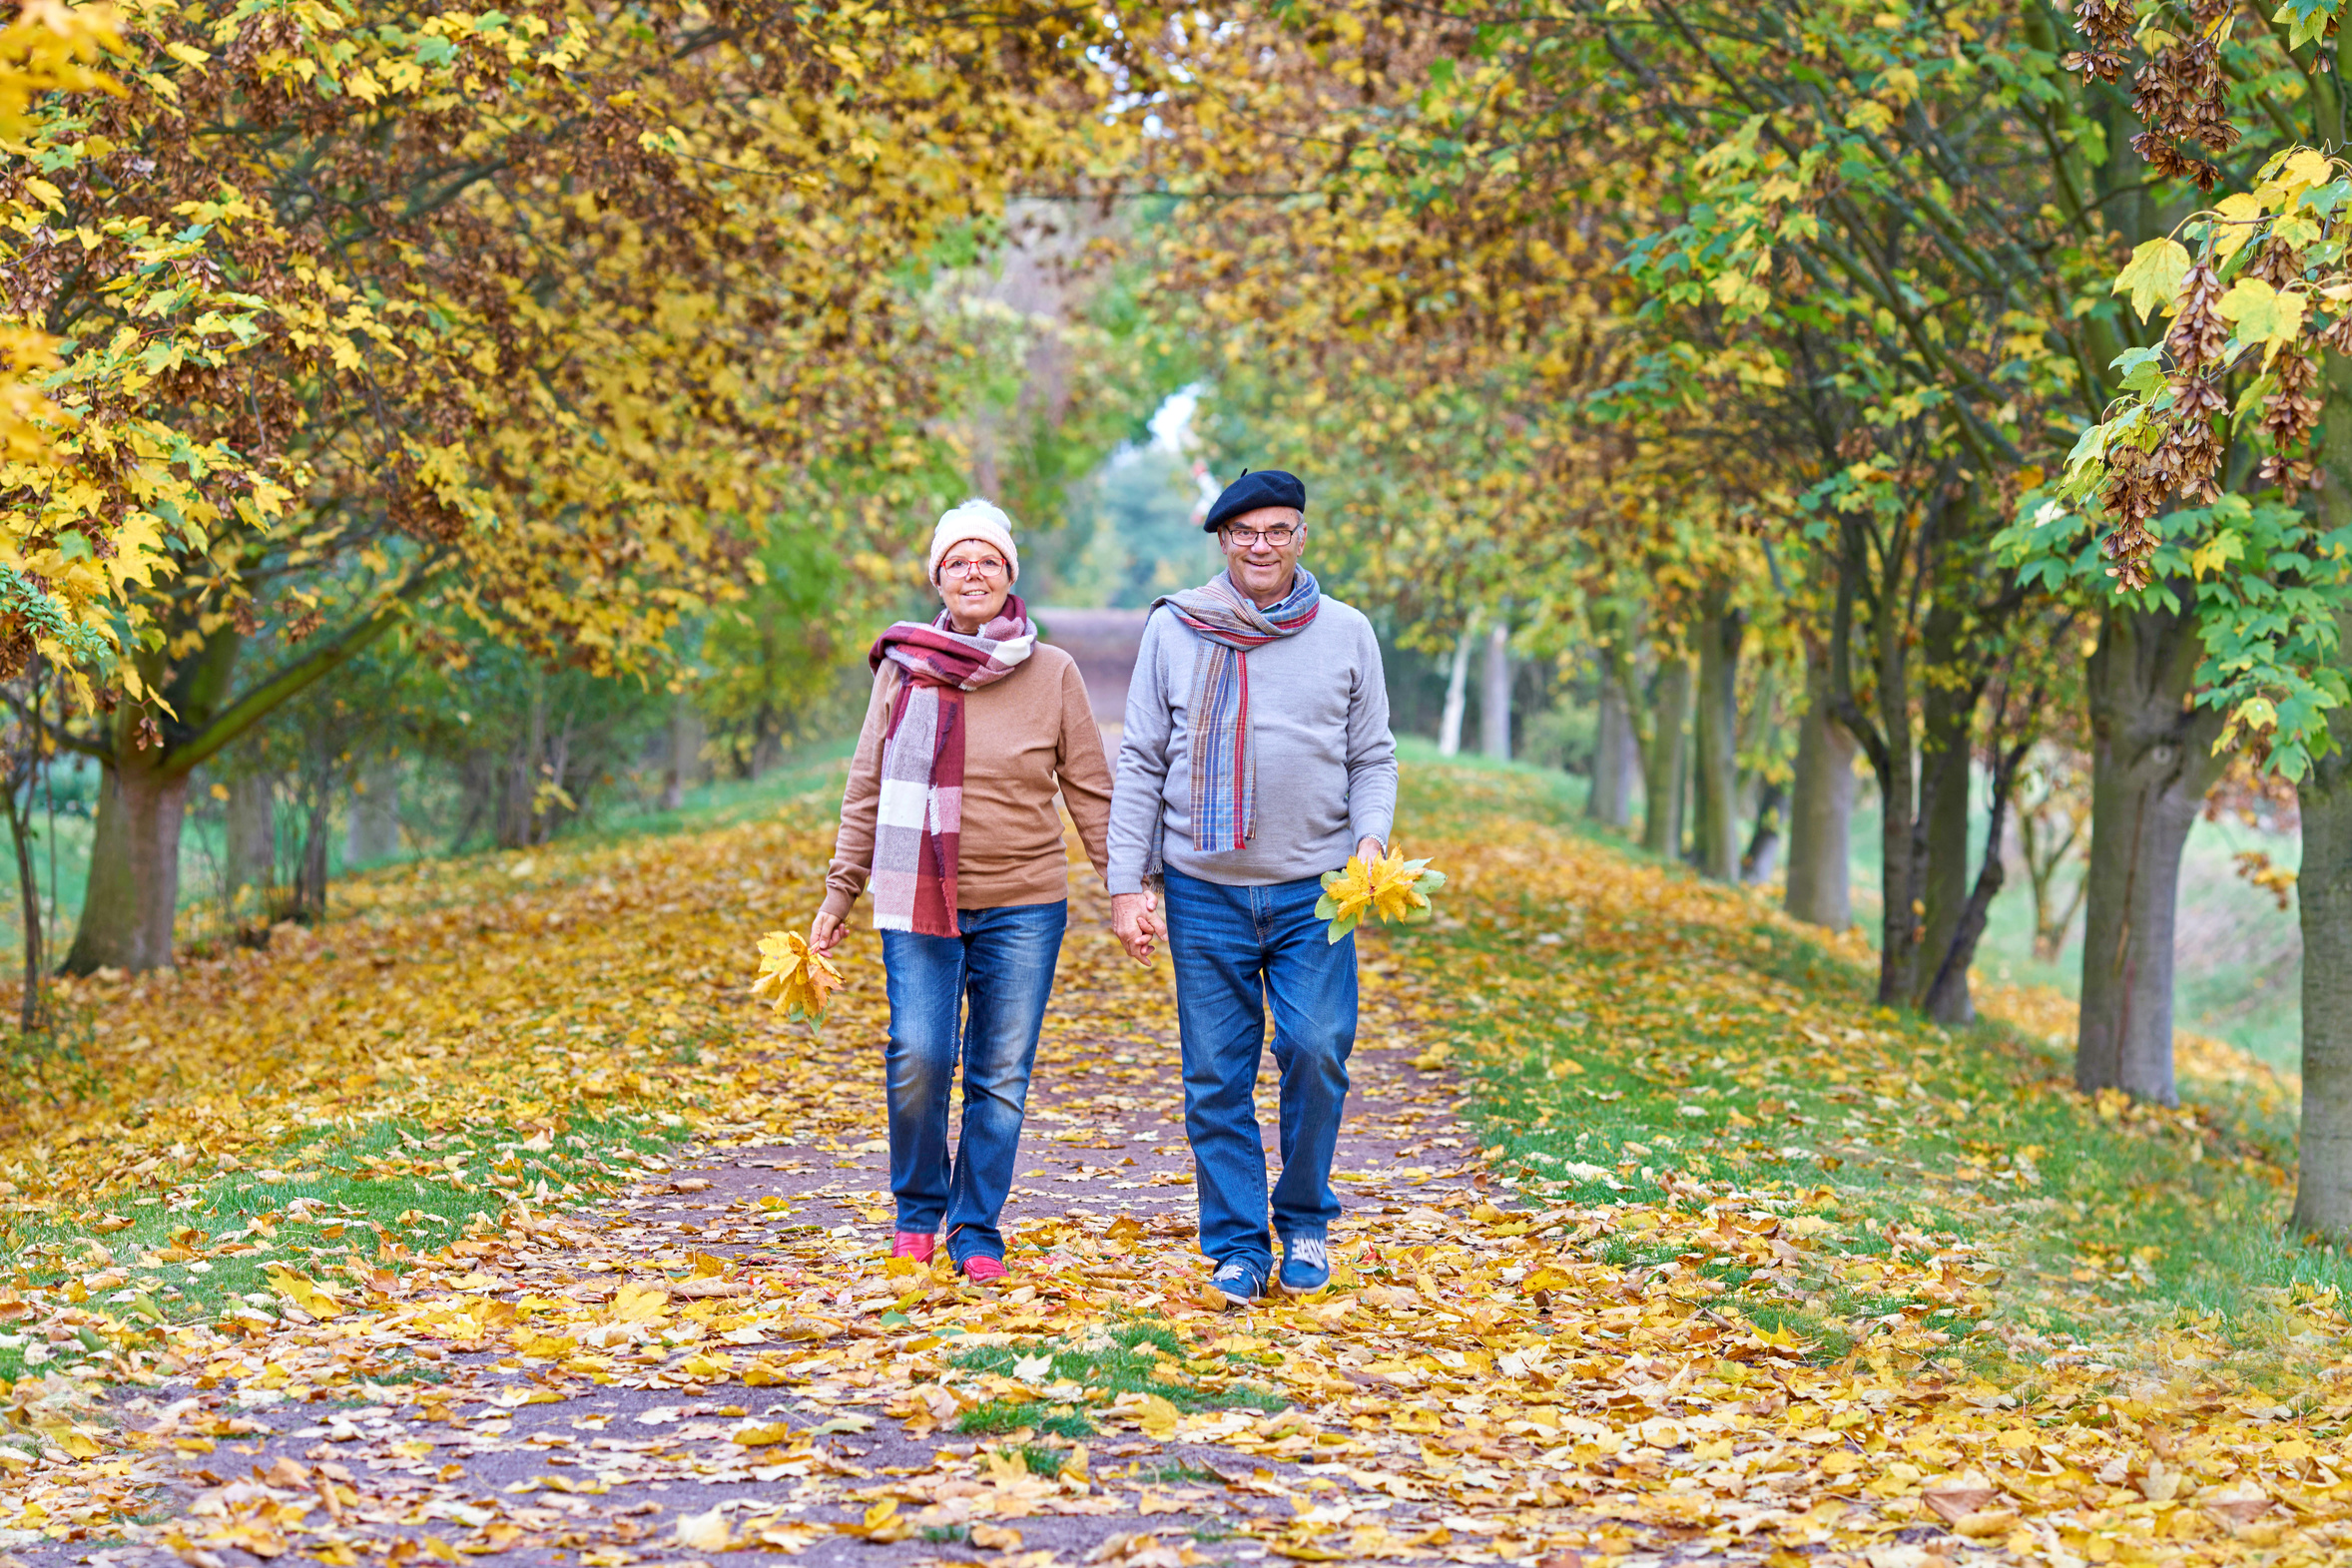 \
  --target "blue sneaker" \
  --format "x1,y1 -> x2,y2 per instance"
1276,1235 -> 1330,1296
1206,1259 -> 1265,1308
